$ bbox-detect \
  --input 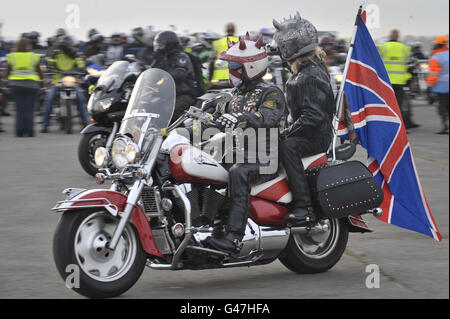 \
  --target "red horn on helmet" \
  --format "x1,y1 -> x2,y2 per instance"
255,34 -> 263,49
245,32 -> 250,40
239,36 -> 246,50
